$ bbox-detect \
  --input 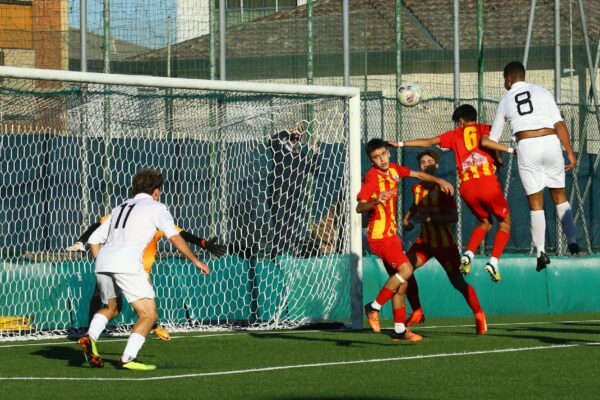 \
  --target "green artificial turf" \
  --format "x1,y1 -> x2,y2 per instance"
0,313 -> 598,399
